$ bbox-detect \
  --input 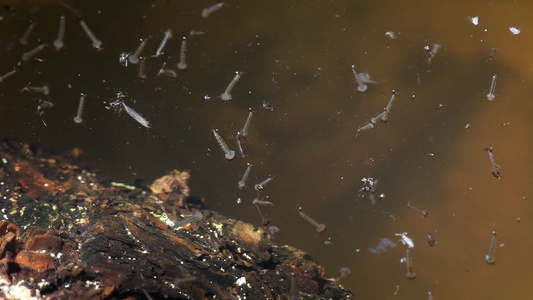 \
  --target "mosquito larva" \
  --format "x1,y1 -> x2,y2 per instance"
189,30 -> 206,36
138,57 -> 147,79
21,85 -> 49,95
236,133 -> 246,158
129,38 -> 148,64
298,207 -> 326,233
57,0 -> 81,17
254,176 -> 273,191
201,2 -> 225,18
122,101 -> 152,128
238,163 -> 252,189
212,129 -> 236,160
252,198 -> 275,207
356,122 -> 374,135
79,19 -> 102,50
406,201 -> 428,217
427,43 -> 441,64
177,37 -> 188,70
19,21 -> 36,45
73,93 -> 86,124
172,211 -> 203,229
351,65 -> 367,92
53,15 -> 66,51
154,29 -> 172,57
142,289 -> 154,300
485,230 -> 496,264
221,71 -> 243,101
370,111 -> 387,124
290,272 -> 301,300
484,147 -> 501,179
158,62 -> 177,79
405,248 -> 417,279
488,48 -> 497,62
501,121 -> 511,127
238,108 -> 254,138
486,74 -> 497,101
174,276 -> 197,286
0,69 -> 17,83
254,202 -> 269,225
385,90 -> 397,113
22,43 -> 47,62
